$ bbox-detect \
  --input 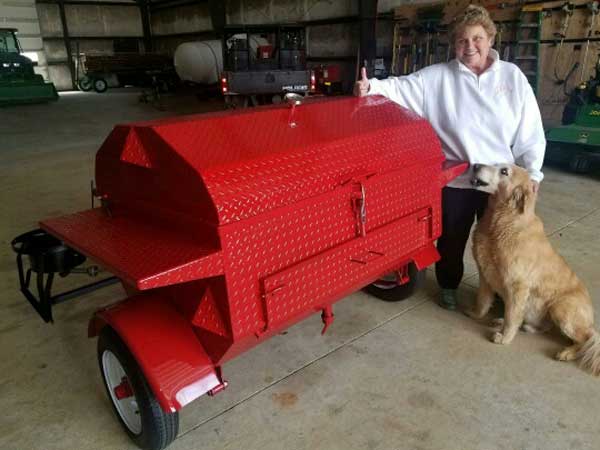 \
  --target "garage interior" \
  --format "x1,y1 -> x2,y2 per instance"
2,0 -> 600,450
